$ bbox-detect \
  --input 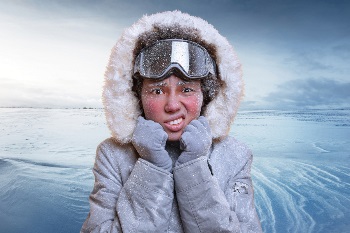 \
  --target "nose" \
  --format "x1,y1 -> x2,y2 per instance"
165,93 -> 181,113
